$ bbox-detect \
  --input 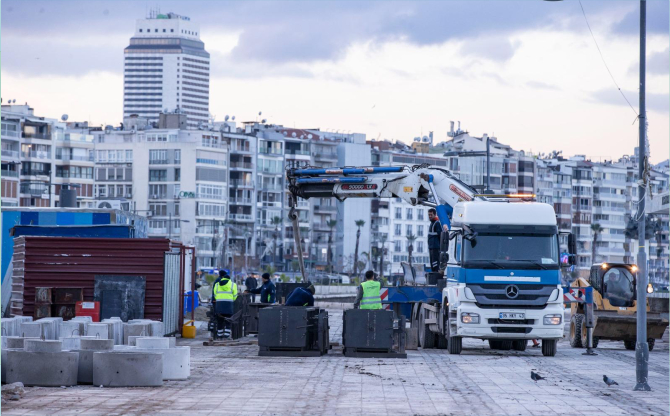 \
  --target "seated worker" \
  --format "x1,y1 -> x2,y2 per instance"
244,273 -> 276,304
285,284 -> 316,306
